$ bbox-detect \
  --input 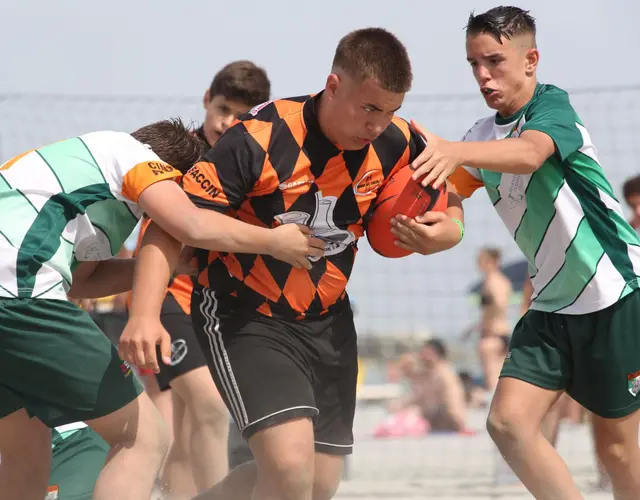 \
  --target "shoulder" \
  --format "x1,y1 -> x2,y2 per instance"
375,116 -> 418,147
527,84 -> 575,115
